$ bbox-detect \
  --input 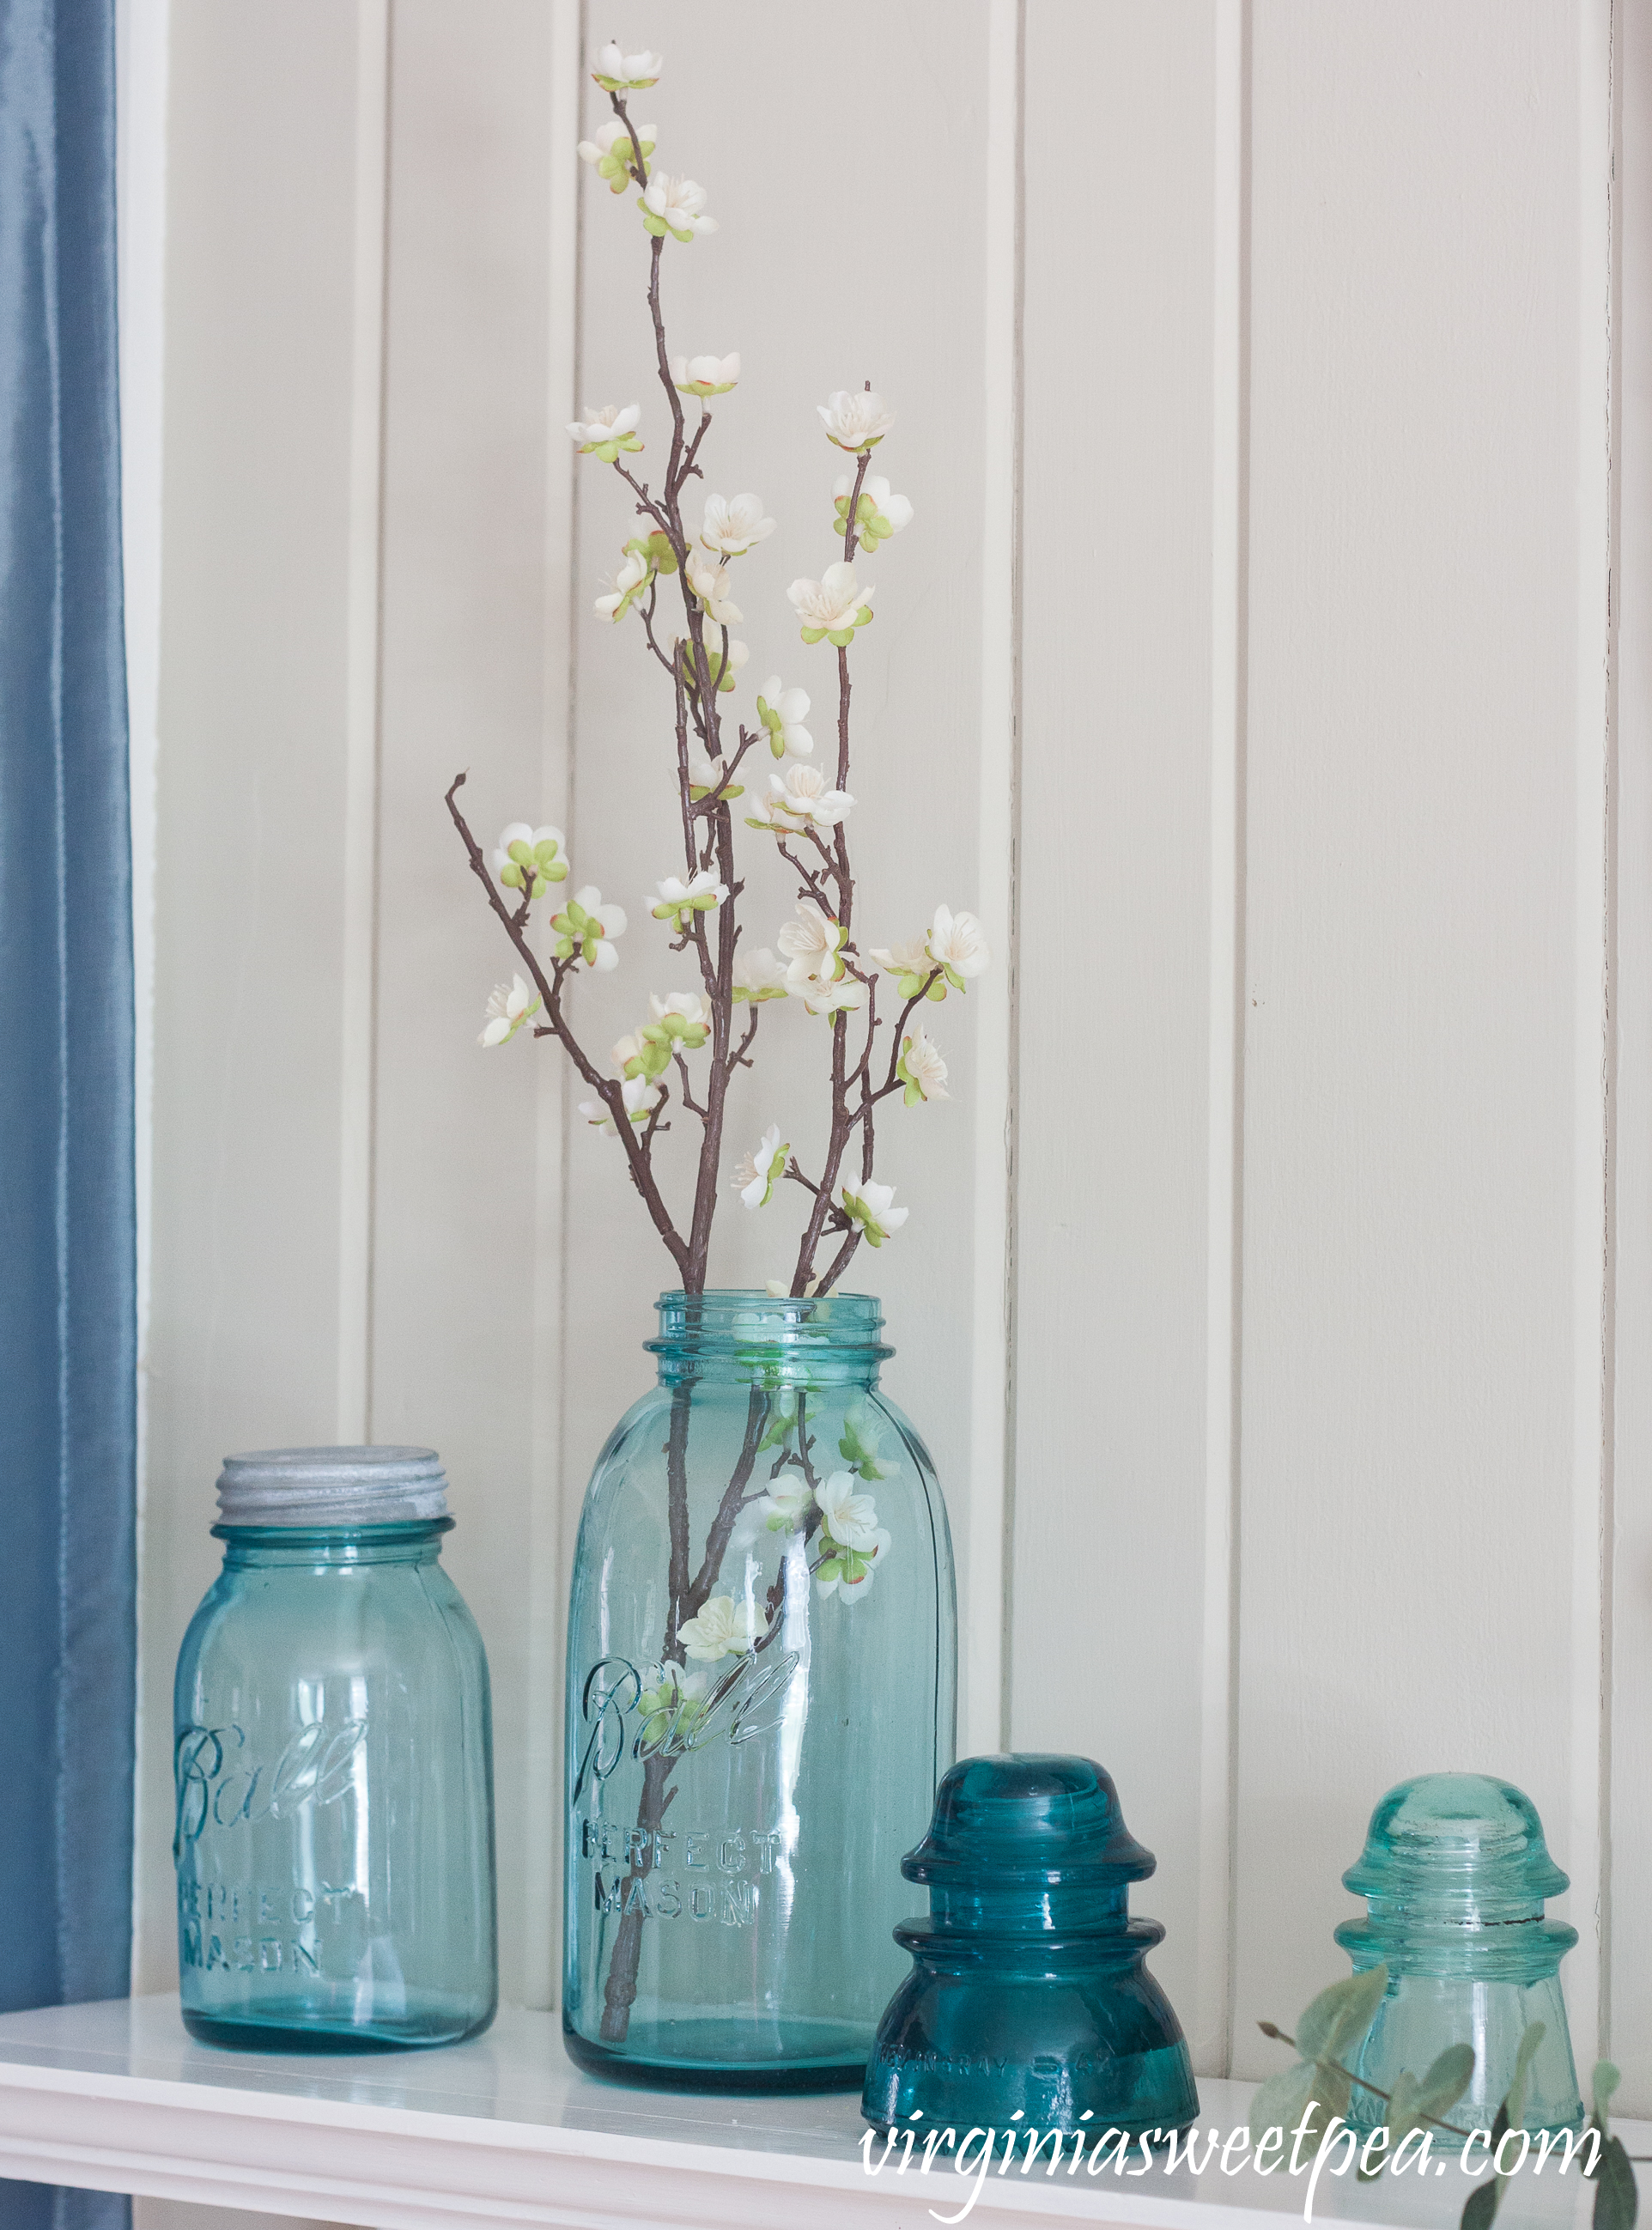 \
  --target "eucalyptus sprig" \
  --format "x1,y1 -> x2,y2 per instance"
1254,1967 -> 1473,2156
1584,2065 -> 1641,2230
1259,1973 -> 1640,2230
1460,2021 -> 1546,2230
